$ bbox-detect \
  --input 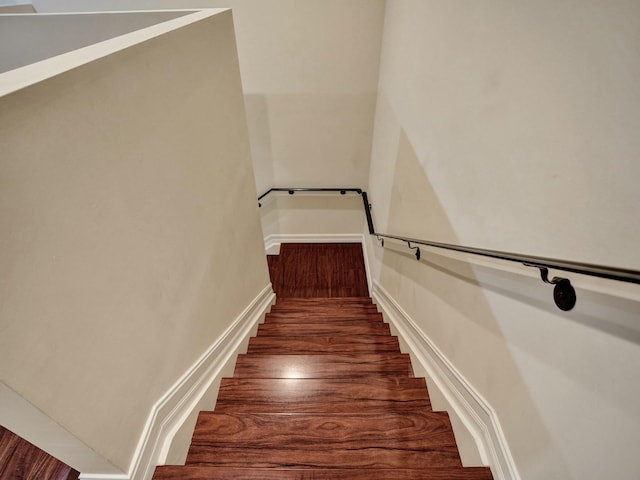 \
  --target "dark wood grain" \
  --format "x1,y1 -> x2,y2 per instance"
269,305 -> 379,314
264,312 -> 382,323
266,255 -> 283,295
0,426 -> 79,480
233,354 -> 414,378
269,244 -> 369,298
214,378 -> 431,413
154,465 -> 494,480
274,297 -> 373,305
257,322 -> 391,336
247,335 -> 400,354
152,244 -> 493,480
188,411 -> 461,468
271,301 -> 378,314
